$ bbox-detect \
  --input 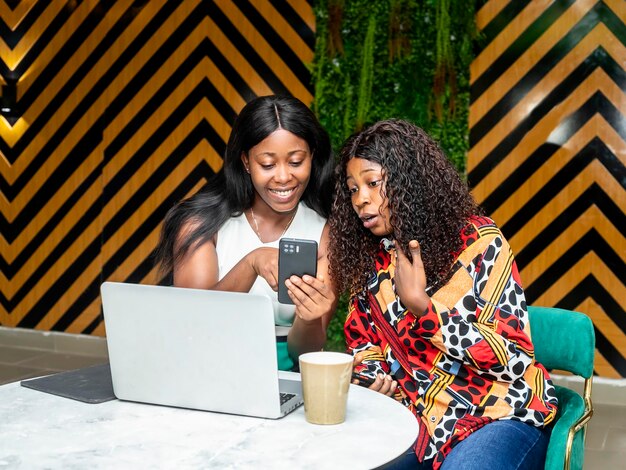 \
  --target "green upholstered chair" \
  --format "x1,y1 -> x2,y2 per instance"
527,306 -> 595,470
